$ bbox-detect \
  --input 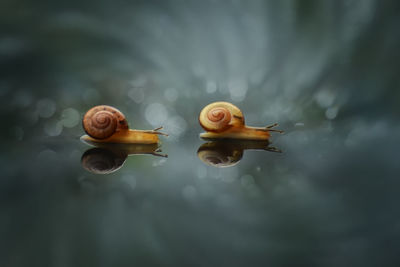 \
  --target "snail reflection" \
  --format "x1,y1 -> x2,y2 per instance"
197,140 -> 281,168
81,142 -> 167,174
